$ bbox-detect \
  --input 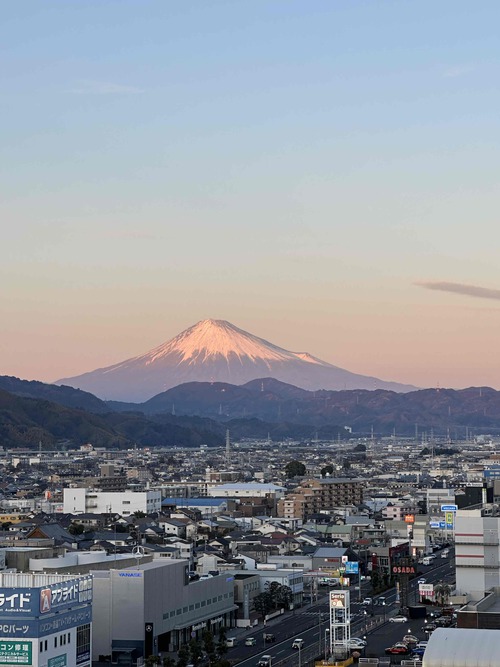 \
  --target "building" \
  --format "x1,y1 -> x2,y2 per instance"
91,560 -> 237,664
63,489 -> 162,516
277,478 -> 364,520
455,507 -> 500,602
0,572 -> 92,667
207,483 -> 285,499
